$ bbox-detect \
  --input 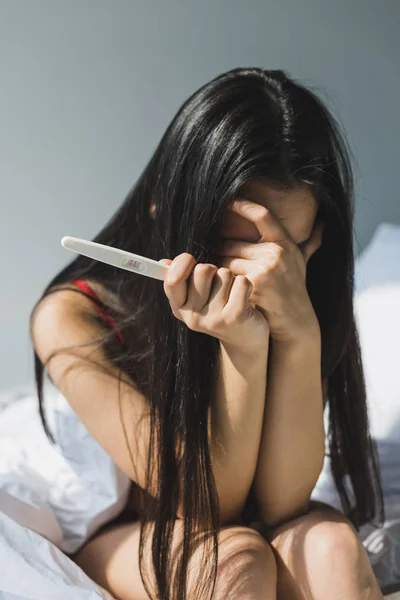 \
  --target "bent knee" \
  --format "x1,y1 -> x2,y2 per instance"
213,525 -> 277,598
180,524 -> 276,570
176,524 -> 276,596
305,518 -> 360,561
269,506 -> 363,571
218,524 -> 276,564
307,518 -> 378,588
